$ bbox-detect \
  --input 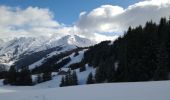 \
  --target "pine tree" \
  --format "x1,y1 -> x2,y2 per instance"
17,67 -> 32,86
95,65 -> 106,83
153,43 -> 168,80
72,71 -> 78,85
86,72 -> 94,84
65,74 -> 70,86
60,76 -> 65,87
37,74 -> 42,83
60,71 -> 78,87
3,66 -> 17,85
79,66 -> 86,72
42,72 -> 52,82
